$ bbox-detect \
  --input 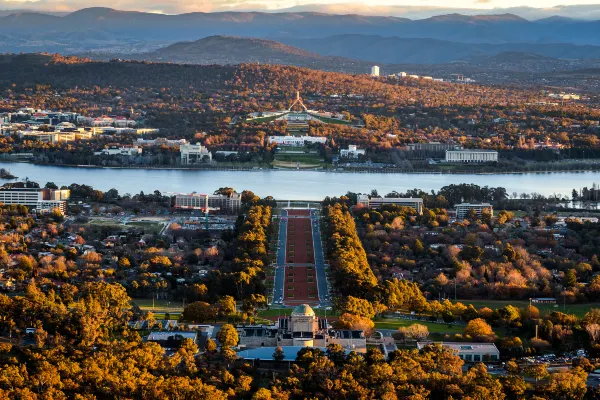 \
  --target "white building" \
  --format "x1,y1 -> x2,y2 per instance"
268,135 -> 327,146
455,203 -> 493,220
370,65 -> 380,77
0,188 -> 69,213
417,342 -> 500,362
180,143 -> 212,164
445,149 -> 498,163
398,72 -> 407,78
175,192 -> 242,212
95,146 -> 142,156
21,131 -> 94,144
357,194 -> 423,215
340,145 -> 365,159
136,138 -> 188,147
